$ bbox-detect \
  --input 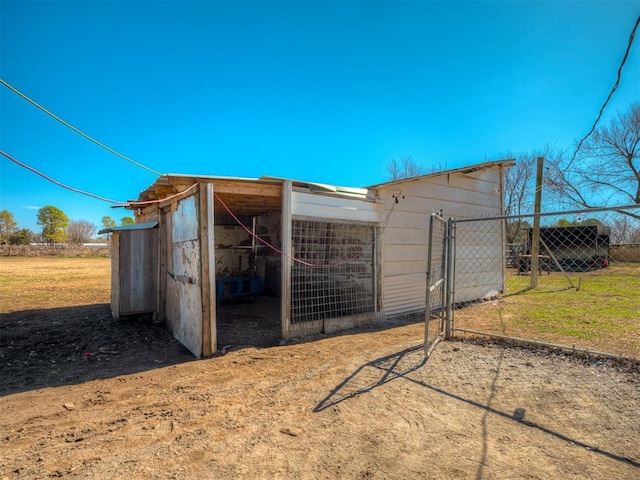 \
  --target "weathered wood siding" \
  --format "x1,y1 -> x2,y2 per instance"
378,167 -> 504,316
164,194 -> 203,357
109,228 -> 158,318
